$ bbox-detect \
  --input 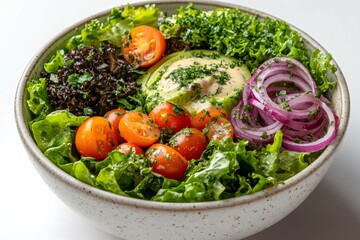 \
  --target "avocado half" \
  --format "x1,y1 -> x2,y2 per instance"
138,50 -> 251,115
